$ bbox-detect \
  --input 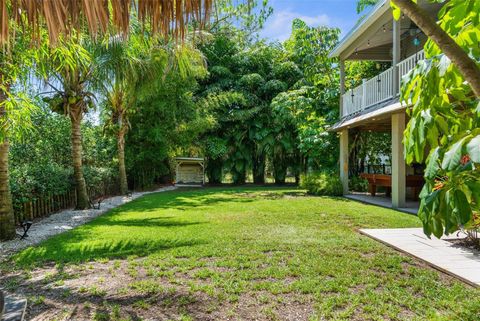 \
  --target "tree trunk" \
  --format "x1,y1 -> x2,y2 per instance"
0,138 -> 15,241
206,158 -> 223,184
117,128 -> 128,195
392,0 -> 480,97
252,154 -> 265,184
273,154 -> 287,185
70,105 -> 90,210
